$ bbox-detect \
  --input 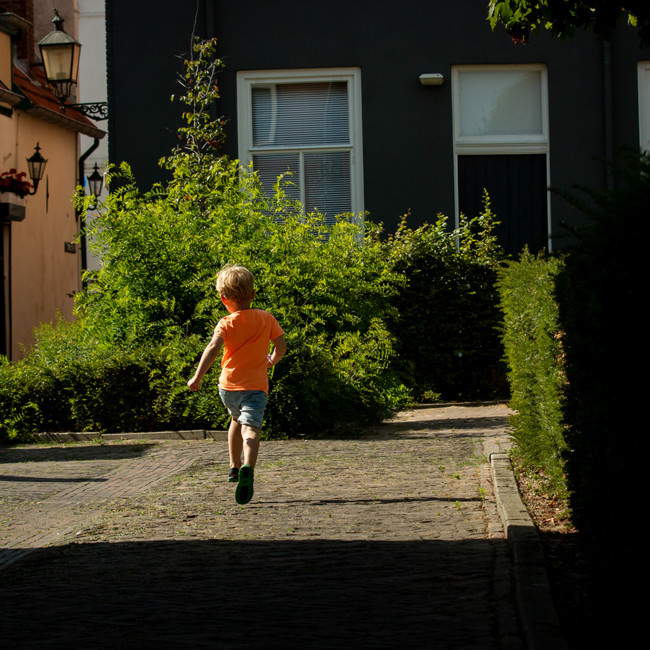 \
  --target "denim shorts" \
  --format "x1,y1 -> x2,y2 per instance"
219,389 -> 268,429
